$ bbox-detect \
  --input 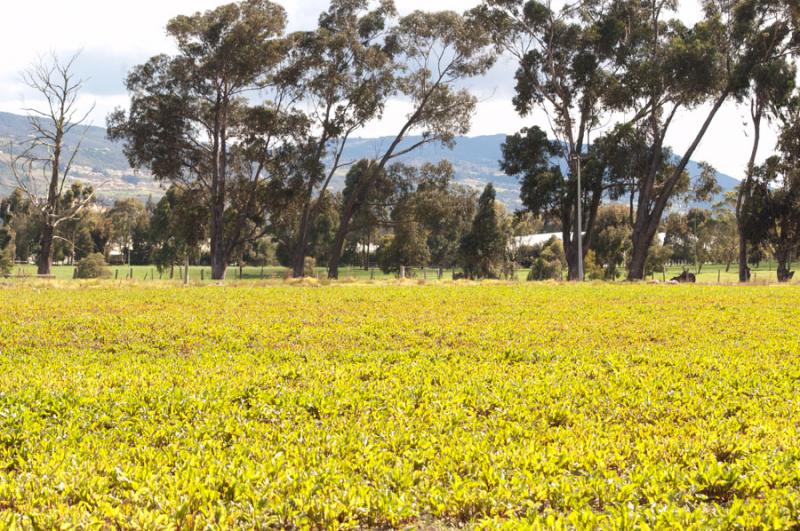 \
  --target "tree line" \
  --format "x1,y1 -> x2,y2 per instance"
1,0 -> 799,282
